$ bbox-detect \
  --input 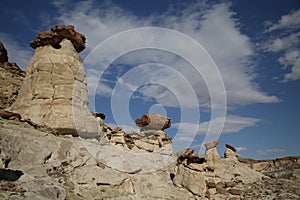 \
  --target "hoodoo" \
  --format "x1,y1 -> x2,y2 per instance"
9,25 -> 97,136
